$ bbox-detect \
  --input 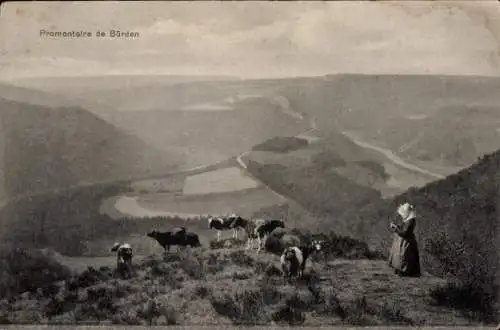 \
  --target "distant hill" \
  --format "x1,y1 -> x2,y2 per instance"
98,97 -> 309,167
8,74 -> 240,94
0,98 -> 185,198
394,104 -> 500,167
10,73 -> 500,172
278,74 -> 500,169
